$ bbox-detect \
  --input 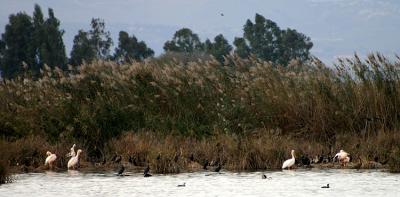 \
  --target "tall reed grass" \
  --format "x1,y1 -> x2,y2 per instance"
0,53 -> 399,172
